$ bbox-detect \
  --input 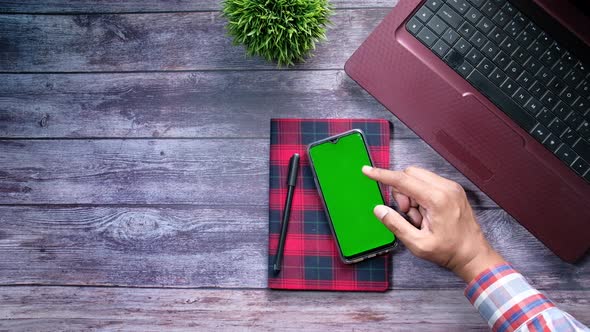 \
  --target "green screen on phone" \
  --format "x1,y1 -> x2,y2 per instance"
309,131 -> 395,258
